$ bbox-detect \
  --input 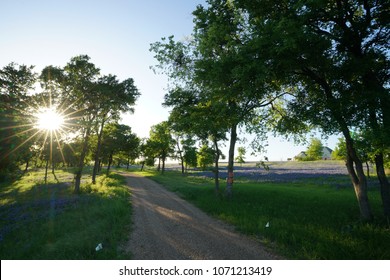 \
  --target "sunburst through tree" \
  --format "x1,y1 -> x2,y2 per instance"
35,107 -> 65,131
32,103 -> 75,183
1,56 -> 140,190
0,90 -> 79,182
